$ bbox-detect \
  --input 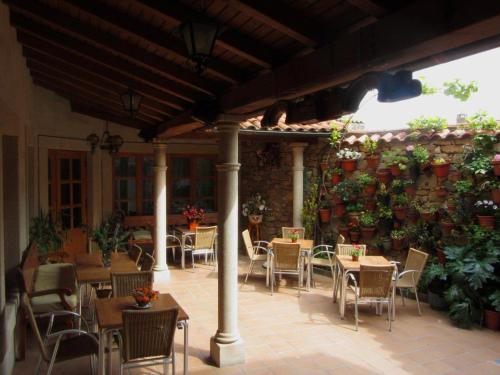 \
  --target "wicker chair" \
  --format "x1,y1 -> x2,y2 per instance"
282,227 -> 305,239
306,244 -> 335,288
242,229 -> 271,284
184,226 -> 217,270
117,308 -> 179,375
140,253 -> 155,272
166,234 -> 181,262
111,272 -> 153,298
345,265 -> 396,331
333,244 -> 367,302
270,242 -> 303,296
392,248 -> 429,319
21,294 -> 99,375
128,244 -> 143,268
